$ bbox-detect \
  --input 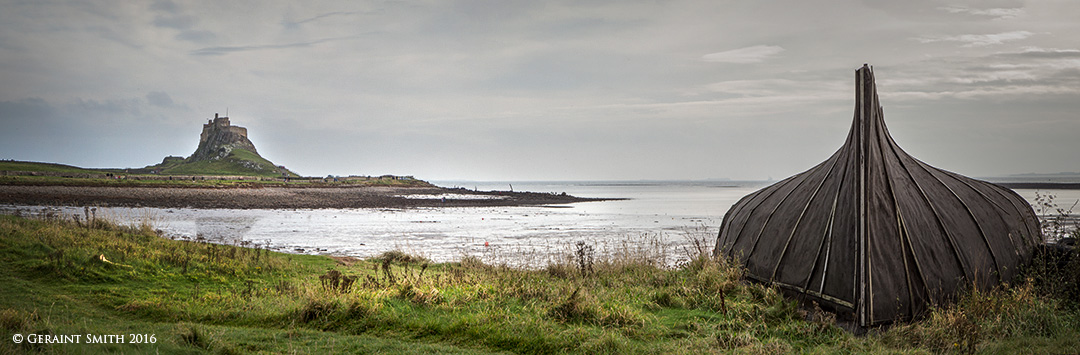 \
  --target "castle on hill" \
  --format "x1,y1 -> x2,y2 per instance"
190,113 -> 260,161
138,113 -> 296,177
200,113 -> 248,146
